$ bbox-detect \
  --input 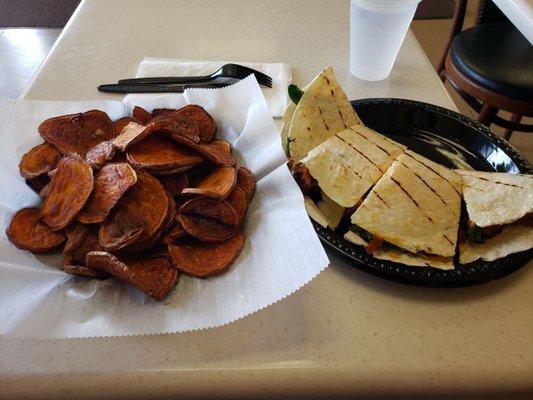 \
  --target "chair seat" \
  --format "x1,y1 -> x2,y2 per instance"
450,23 -> 533,103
